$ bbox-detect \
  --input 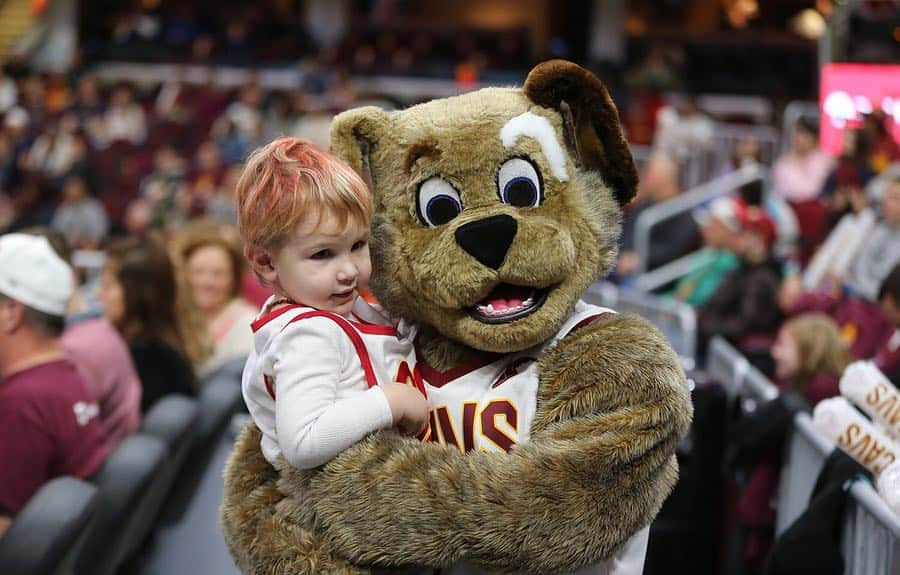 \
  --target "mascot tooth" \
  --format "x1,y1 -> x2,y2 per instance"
221,60 -> 693,575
